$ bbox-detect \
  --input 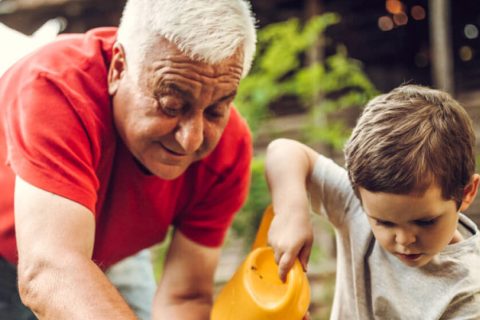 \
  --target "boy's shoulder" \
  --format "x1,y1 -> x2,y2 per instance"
451,214 -> 480,263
